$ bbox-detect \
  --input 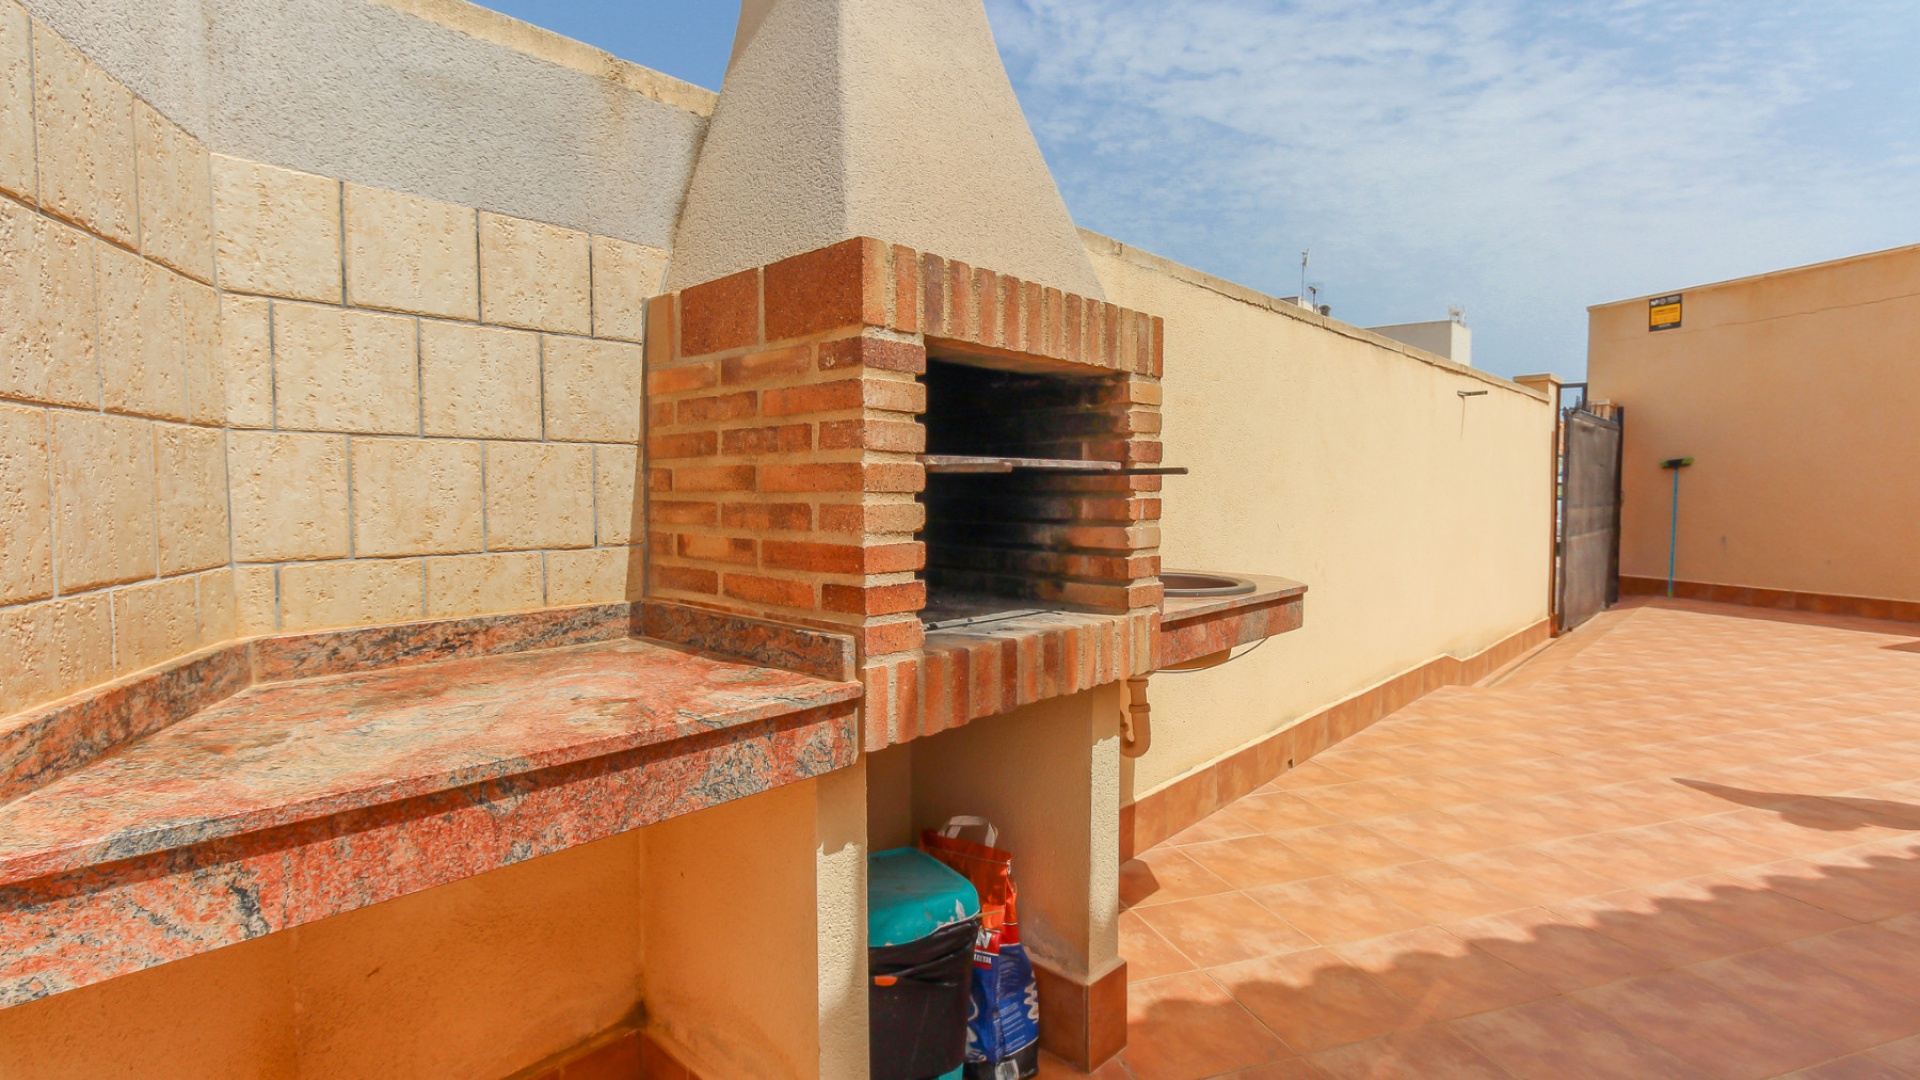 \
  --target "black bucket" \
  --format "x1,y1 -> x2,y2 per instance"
869,915 -> 980,1080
